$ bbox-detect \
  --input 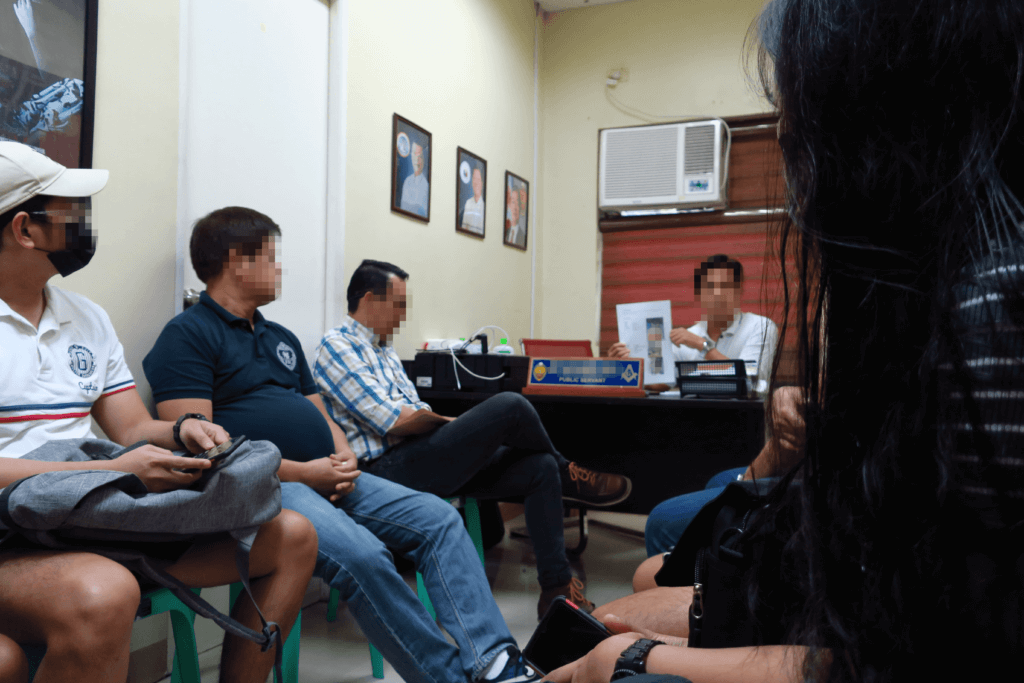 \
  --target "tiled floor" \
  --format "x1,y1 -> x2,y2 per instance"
190,518 -> 647,682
